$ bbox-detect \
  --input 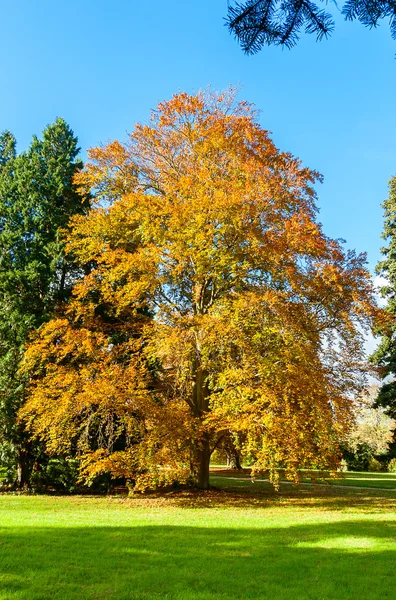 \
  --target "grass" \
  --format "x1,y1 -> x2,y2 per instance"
211,466 -> 396,490
0,480 -> 395,599
304,470 -> 396,489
